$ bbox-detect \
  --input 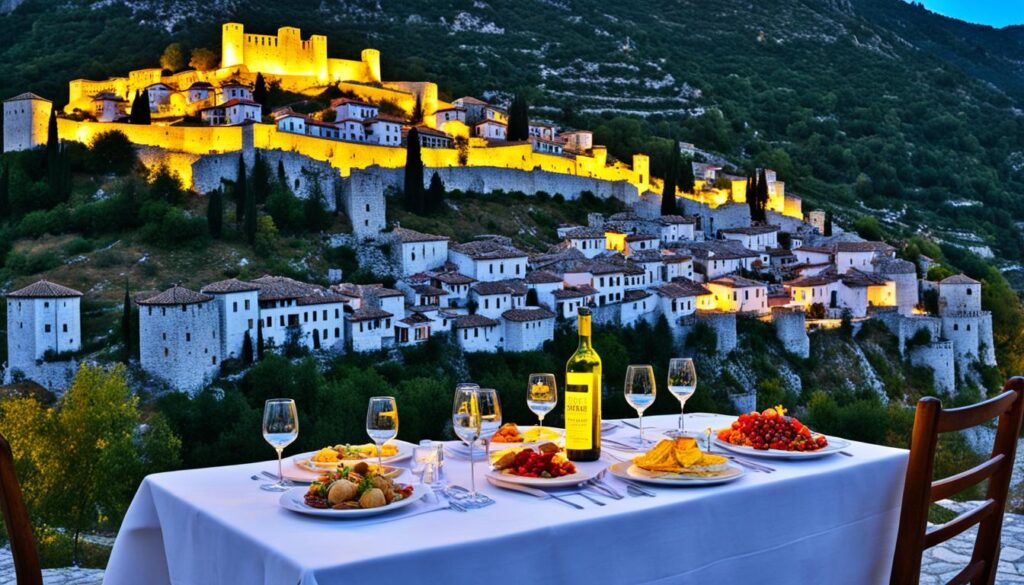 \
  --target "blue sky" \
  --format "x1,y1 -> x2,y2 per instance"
910,0 -> 1024,28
